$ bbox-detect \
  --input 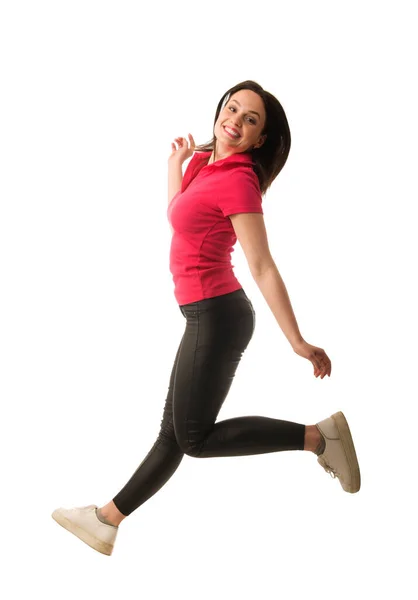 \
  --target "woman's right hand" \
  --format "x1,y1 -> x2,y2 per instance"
169,133 -> 195,163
